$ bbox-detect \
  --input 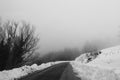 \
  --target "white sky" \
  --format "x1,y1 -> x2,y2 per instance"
0,0 -> 120,53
